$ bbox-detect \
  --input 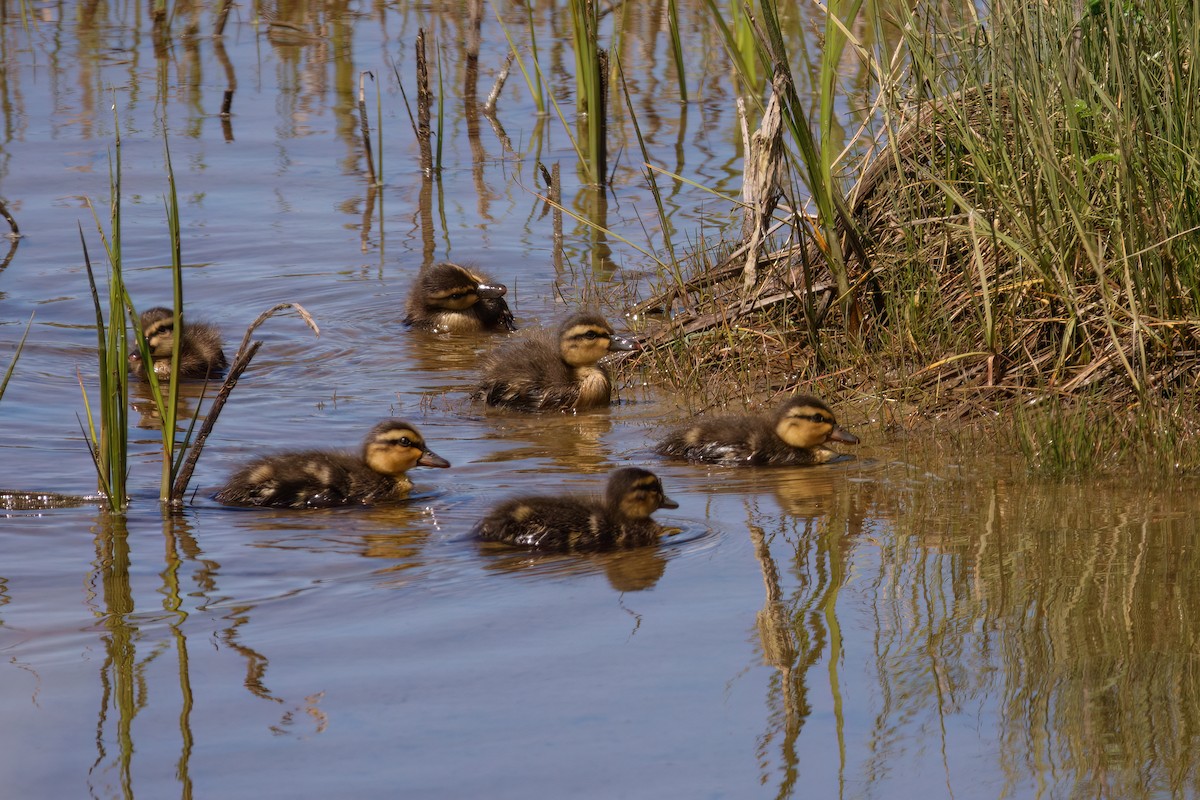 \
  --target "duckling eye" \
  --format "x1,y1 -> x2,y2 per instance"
396,436 -> 413,447
448,292 -> 469,300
